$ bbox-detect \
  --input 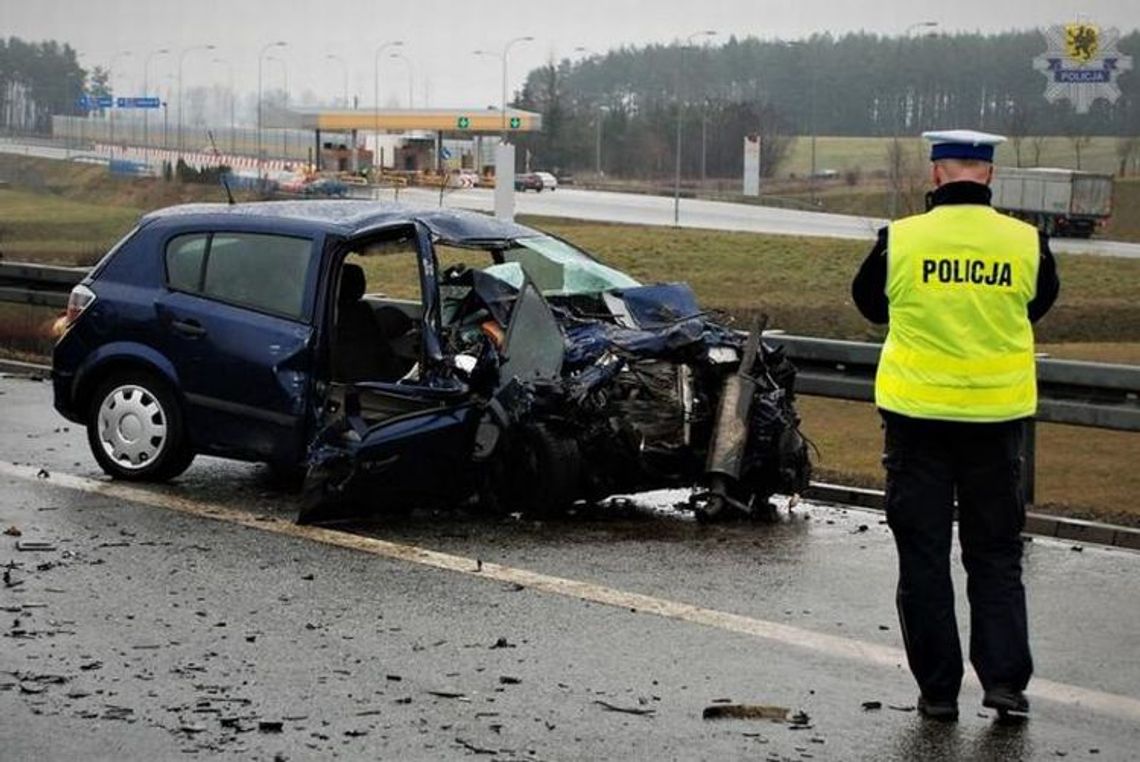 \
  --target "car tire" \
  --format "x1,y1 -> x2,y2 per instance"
86,371 -> 194,482
492,424 -> 580,517
265,461 -> 307,492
